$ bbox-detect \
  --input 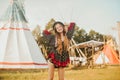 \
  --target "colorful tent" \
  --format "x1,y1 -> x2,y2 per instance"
94,45 -> 119,65
0,0 -> 48,68
103,45 -> 119,64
